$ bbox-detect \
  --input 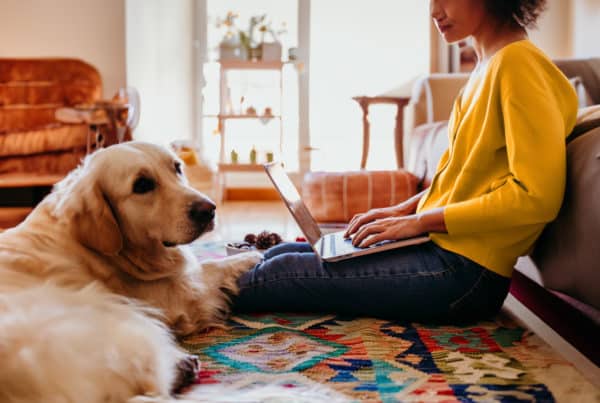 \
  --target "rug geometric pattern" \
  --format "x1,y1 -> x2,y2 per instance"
181,313 -> 598,402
